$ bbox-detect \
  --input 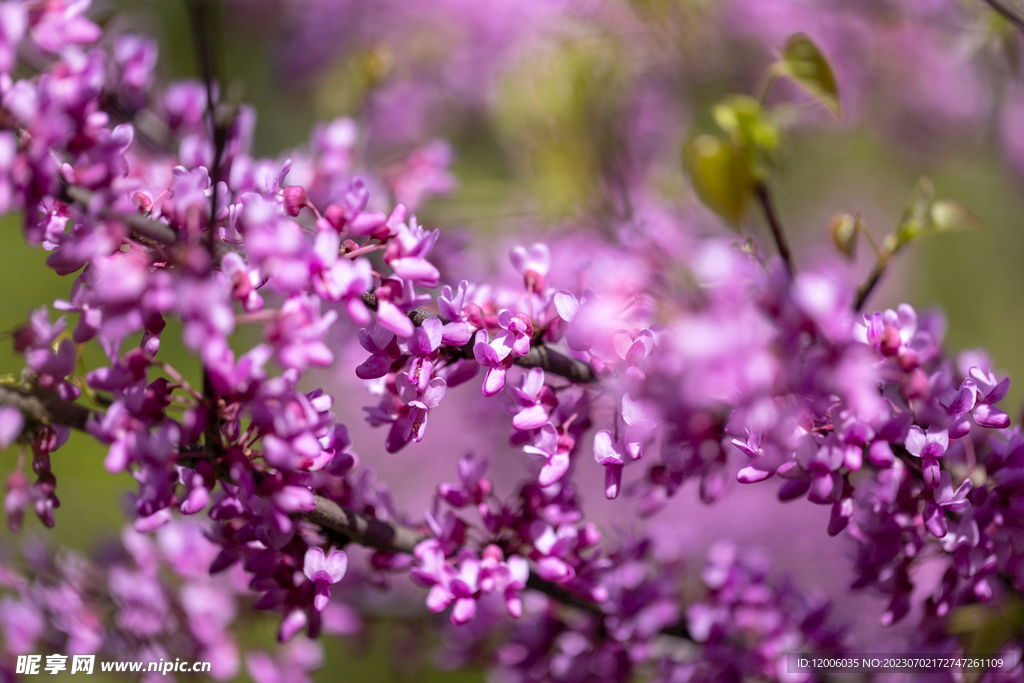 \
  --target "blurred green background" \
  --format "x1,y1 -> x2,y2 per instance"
3,0 -> 1024,679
